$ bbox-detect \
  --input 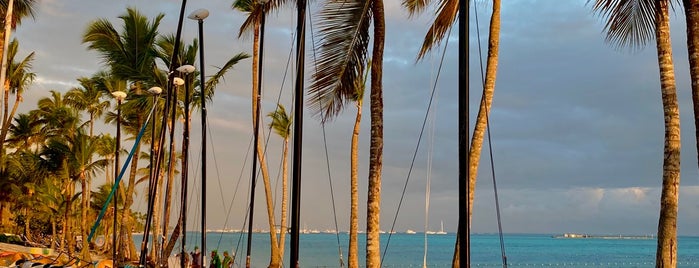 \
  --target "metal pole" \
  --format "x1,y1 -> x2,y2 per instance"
113,99 -> 121,264
198,18 -> 208,268
181,74 -> 191,268
245,7 -> 265,268
290,0 -> 306,266
458,0 -> 470,267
